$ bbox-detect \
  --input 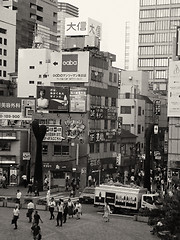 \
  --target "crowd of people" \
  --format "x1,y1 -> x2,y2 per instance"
11,196 -> 82,239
